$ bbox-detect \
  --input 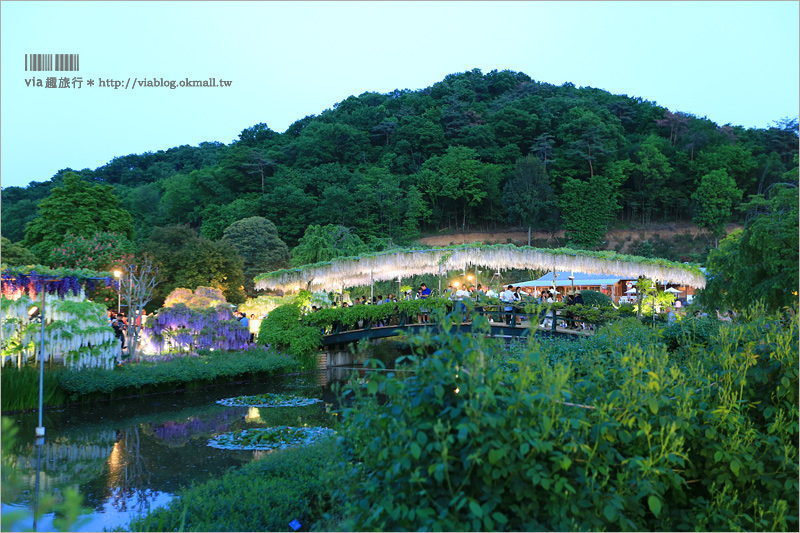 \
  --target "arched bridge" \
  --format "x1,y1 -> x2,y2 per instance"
320,308 -> 593,347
